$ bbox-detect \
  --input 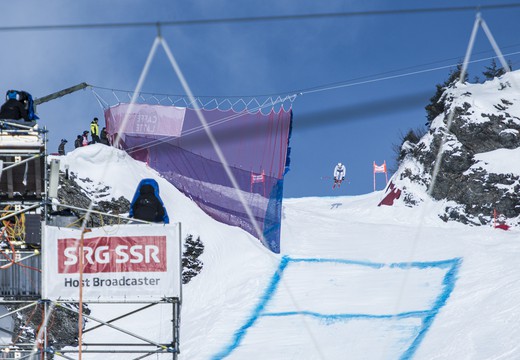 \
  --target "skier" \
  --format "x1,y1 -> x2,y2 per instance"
333,162 -> 346,189
58,139 -> 67,155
